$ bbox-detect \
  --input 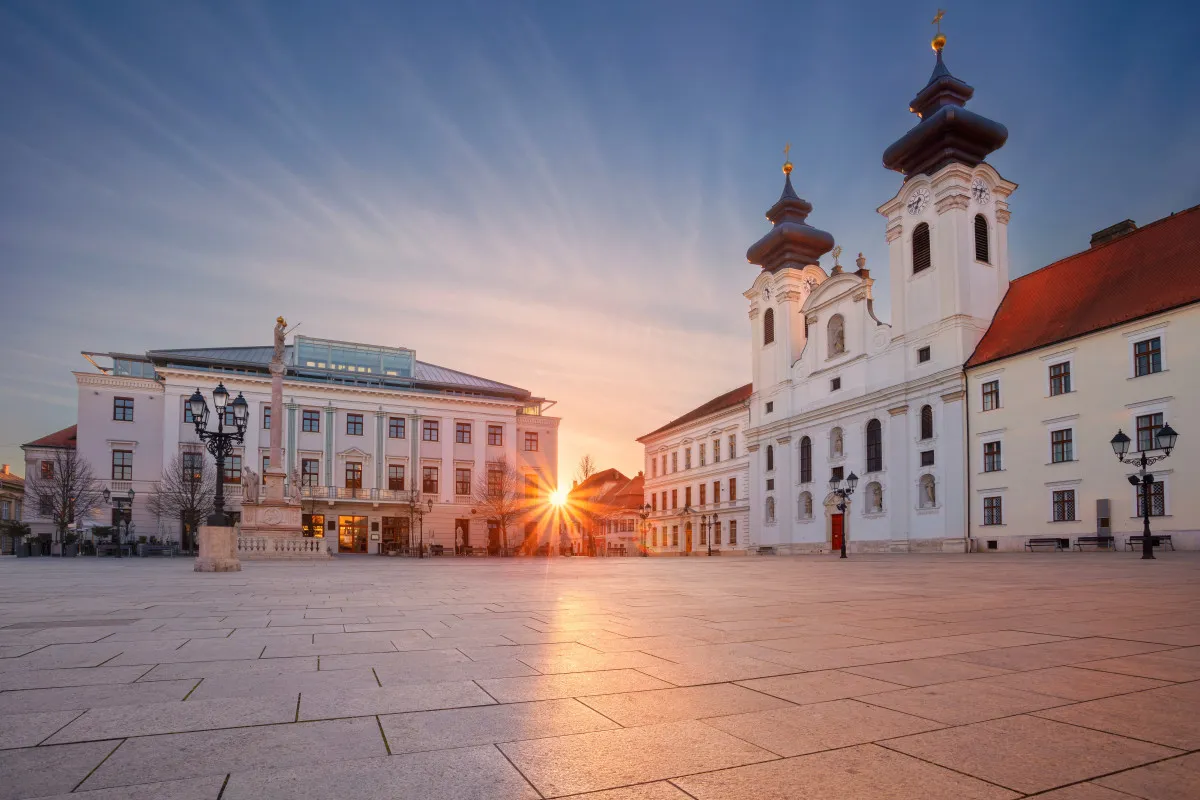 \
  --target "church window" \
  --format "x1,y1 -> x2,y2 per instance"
763,308 -> 775,346
1049,362 -> 1072,395
920,405 -> 934,440
766,445 -> 774,472
799,436 -> 812,483
982,380 -> 1000,411
920,450 -> 935,467
830,377 -> 841,391
828,315 -> 845,357
974,214 -> 990,263
912,223 -> 932,273
865,419 -> 883,473
917,346 -> 931,363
